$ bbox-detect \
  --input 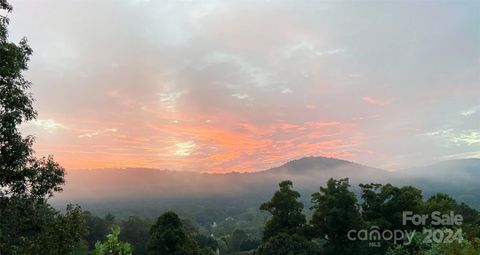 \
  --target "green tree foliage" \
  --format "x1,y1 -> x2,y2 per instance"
259,180 -> 307,241
384,230 -> 433,255
434,238 -> 480,255
256,179 -> 480,255
256,233 -> 321,255
0,0 -> 64,200
425,193 -> 458,216
311,178 -> 363,255
359,183 -> 433,254
120,216 -> 152,255
257,180 -> 320,255
386,233 -> 480,255
456,202 -> 480,239
0,1 -> 87,253
228,229 -> 249,252
105,213 -> 116,227
193,234 -> 218,254
360,183 -> 423,230
46,205 -> 88,254
147,211 -> 213,255
225,228 -> 260,253
426,196 -> 480,239
457,202 -> 480,225
84,211 -> 113,250
179,217 -> 217,251
0,202 -> 87,254
92,226 -> 133,255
